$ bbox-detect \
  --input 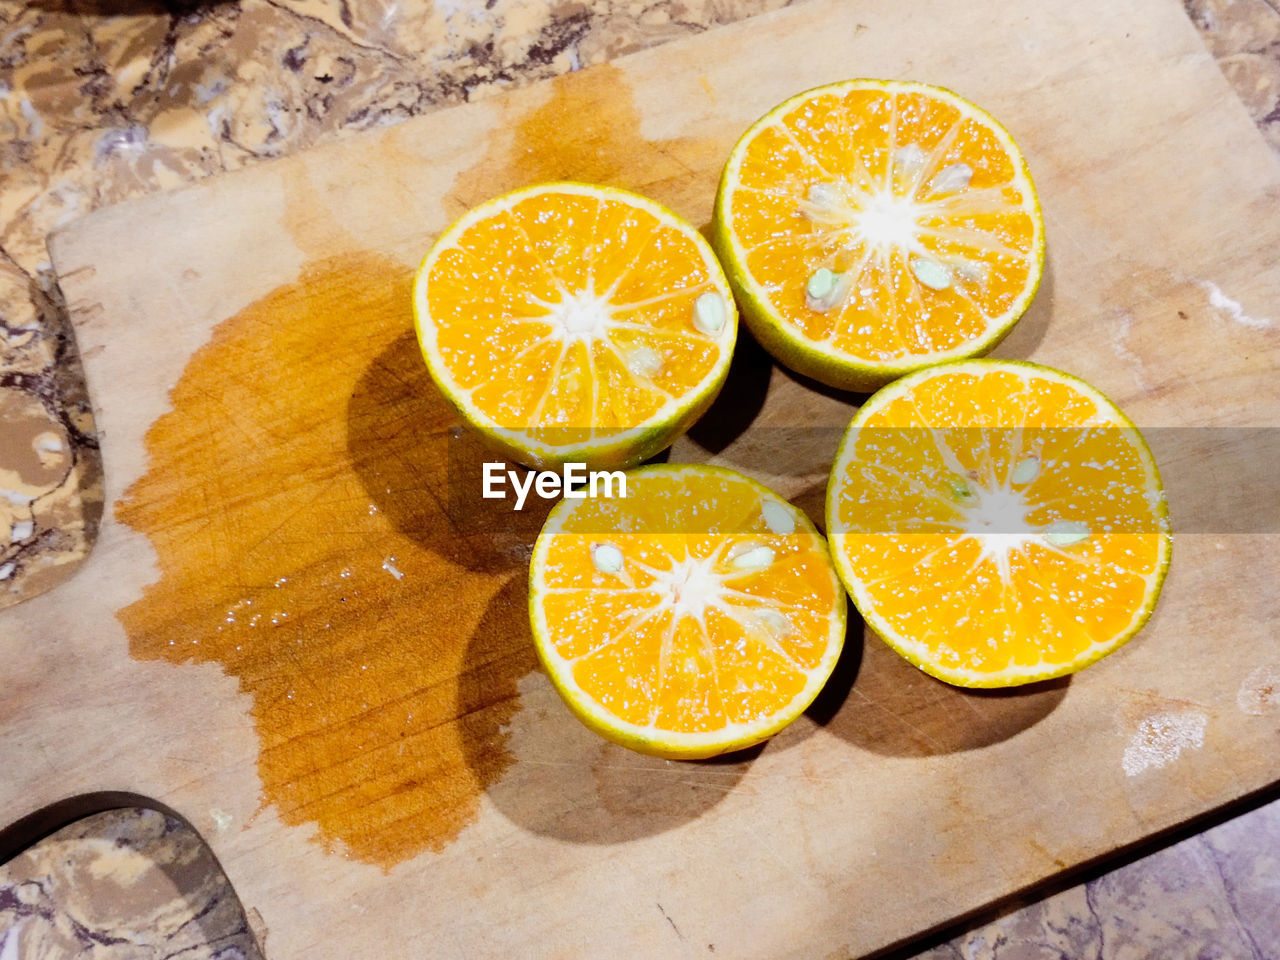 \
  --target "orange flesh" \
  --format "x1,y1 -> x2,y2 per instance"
426,190 -> 724,436
728,87 -> 1039,362
536,472 -> 842,732
831,367 -> 1165,677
